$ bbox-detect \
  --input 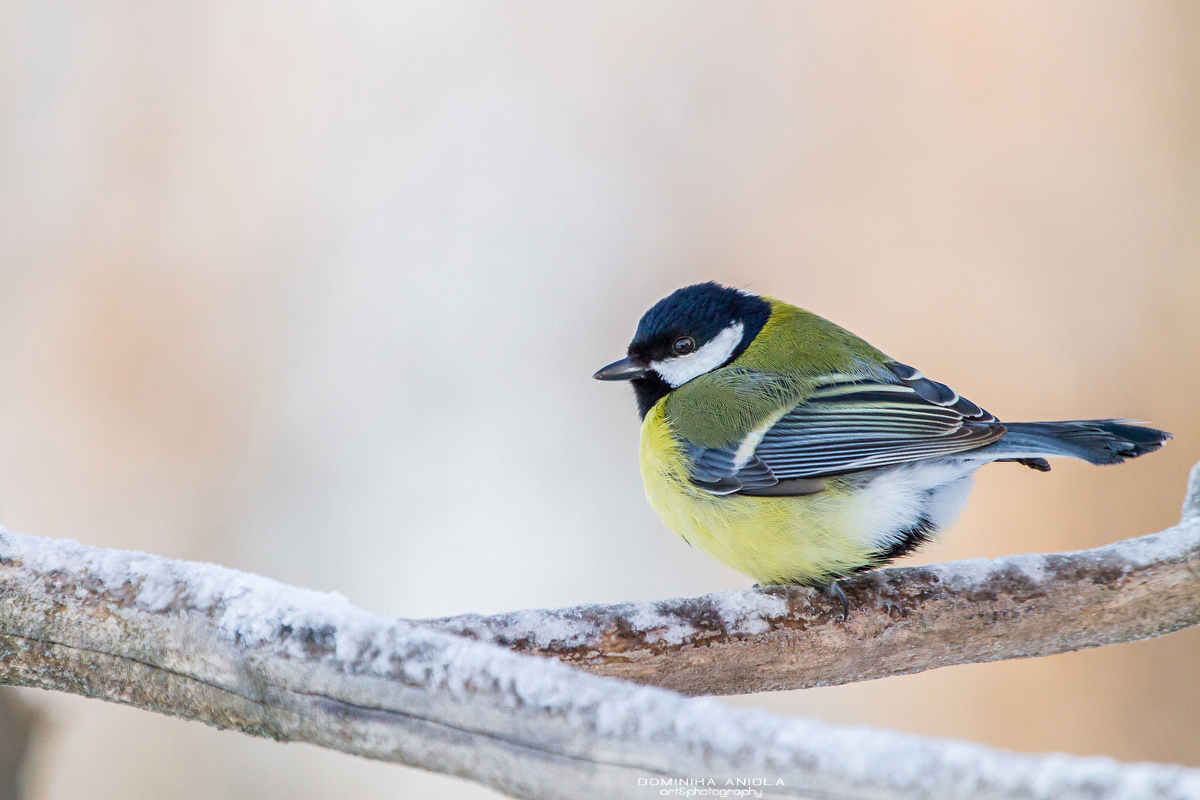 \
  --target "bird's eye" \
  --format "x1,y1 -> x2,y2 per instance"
672,336 -> 695,356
